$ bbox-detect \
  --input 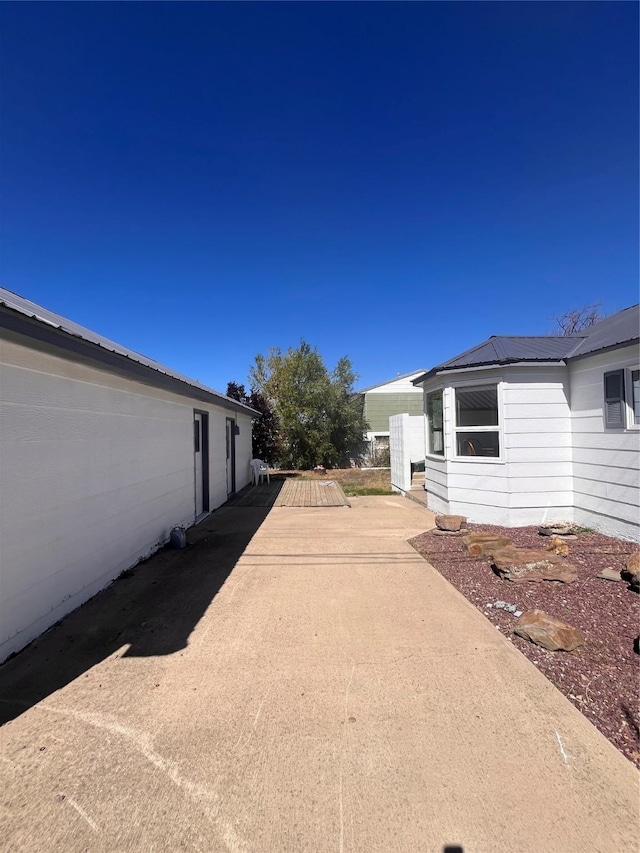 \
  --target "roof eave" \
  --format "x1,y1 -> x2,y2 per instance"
567,337 -> 640,363
1,306 -> 260,417
412,358 -> 569,385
